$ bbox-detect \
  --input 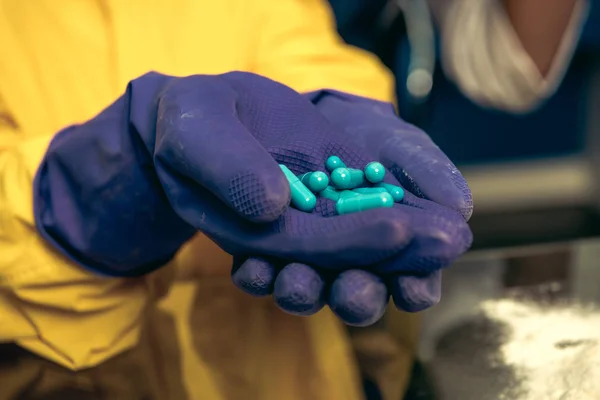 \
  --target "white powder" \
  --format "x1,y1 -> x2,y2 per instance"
480,298 -> 600,400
